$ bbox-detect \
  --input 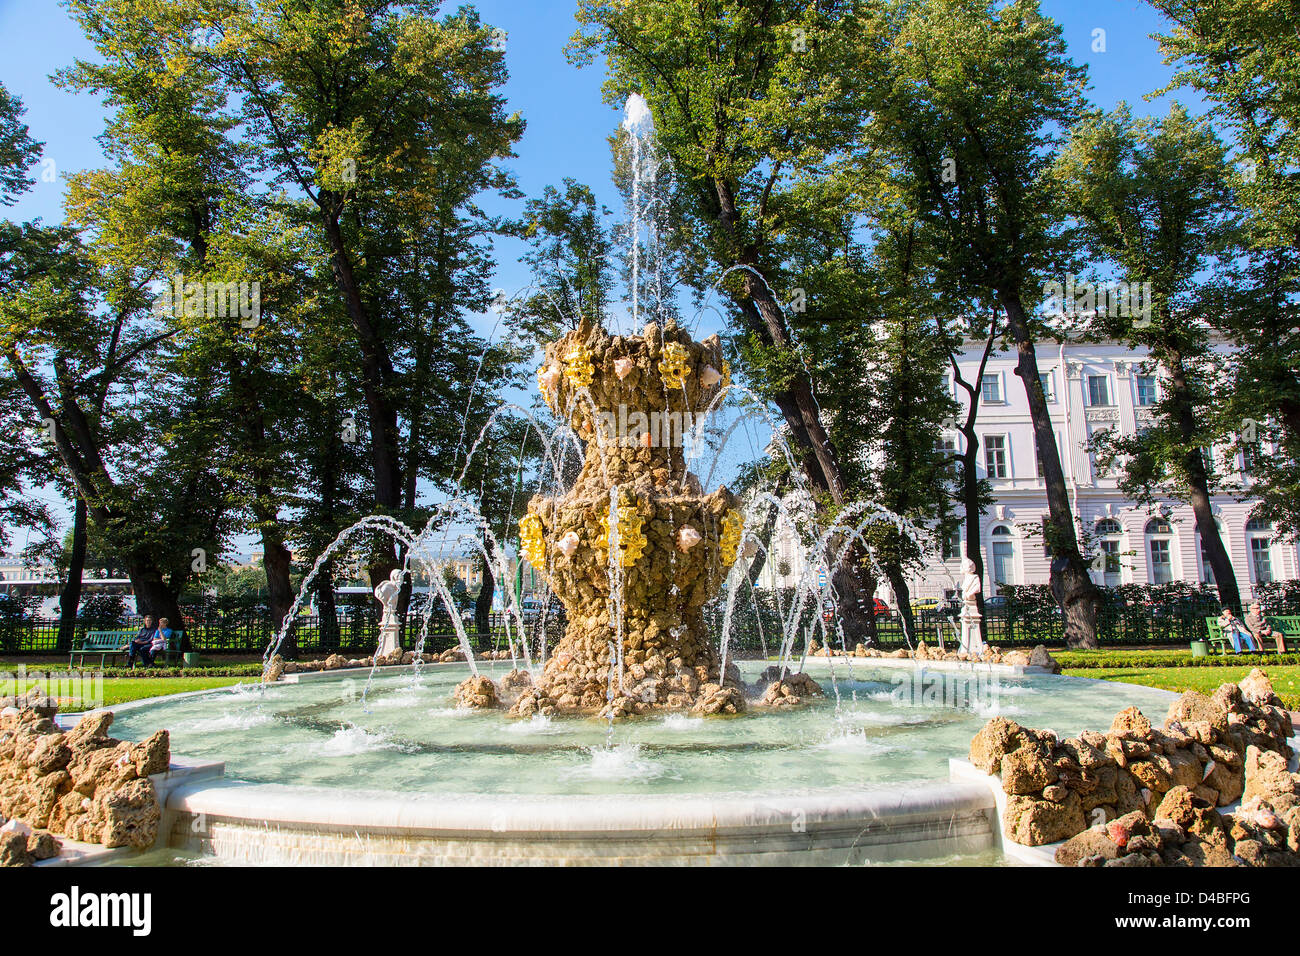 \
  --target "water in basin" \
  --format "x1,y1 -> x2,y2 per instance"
107,660 -> 1174,798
